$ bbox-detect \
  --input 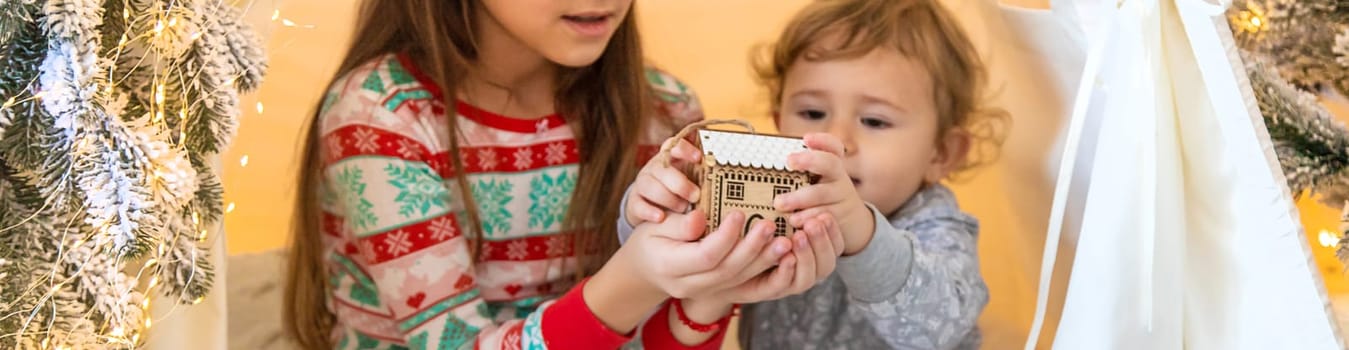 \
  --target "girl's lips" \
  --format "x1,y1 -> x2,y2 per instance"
562,13 -> 613,37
